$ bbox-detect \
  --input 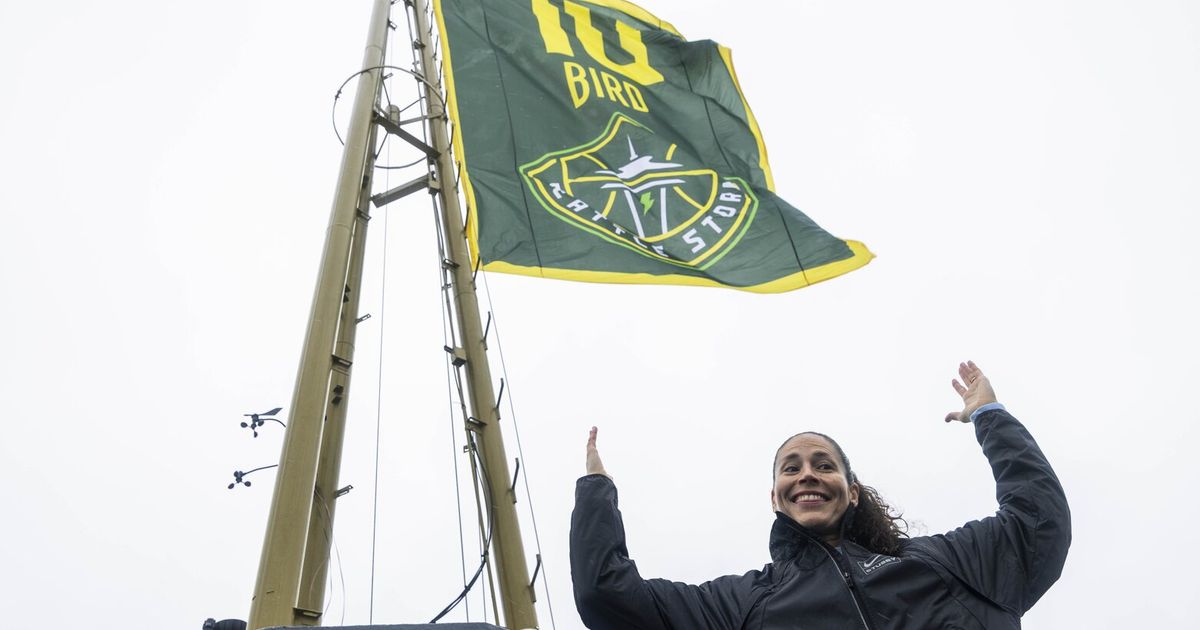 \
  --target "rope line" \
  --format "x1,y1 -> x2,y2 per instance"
368,5 -> 401,619
333,530 -> 346,624
368,85 -> 392,630
430,429 -> 496,623
307,487 -> 347,624
415,2 -> 484,617
442,274 -> 471,622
